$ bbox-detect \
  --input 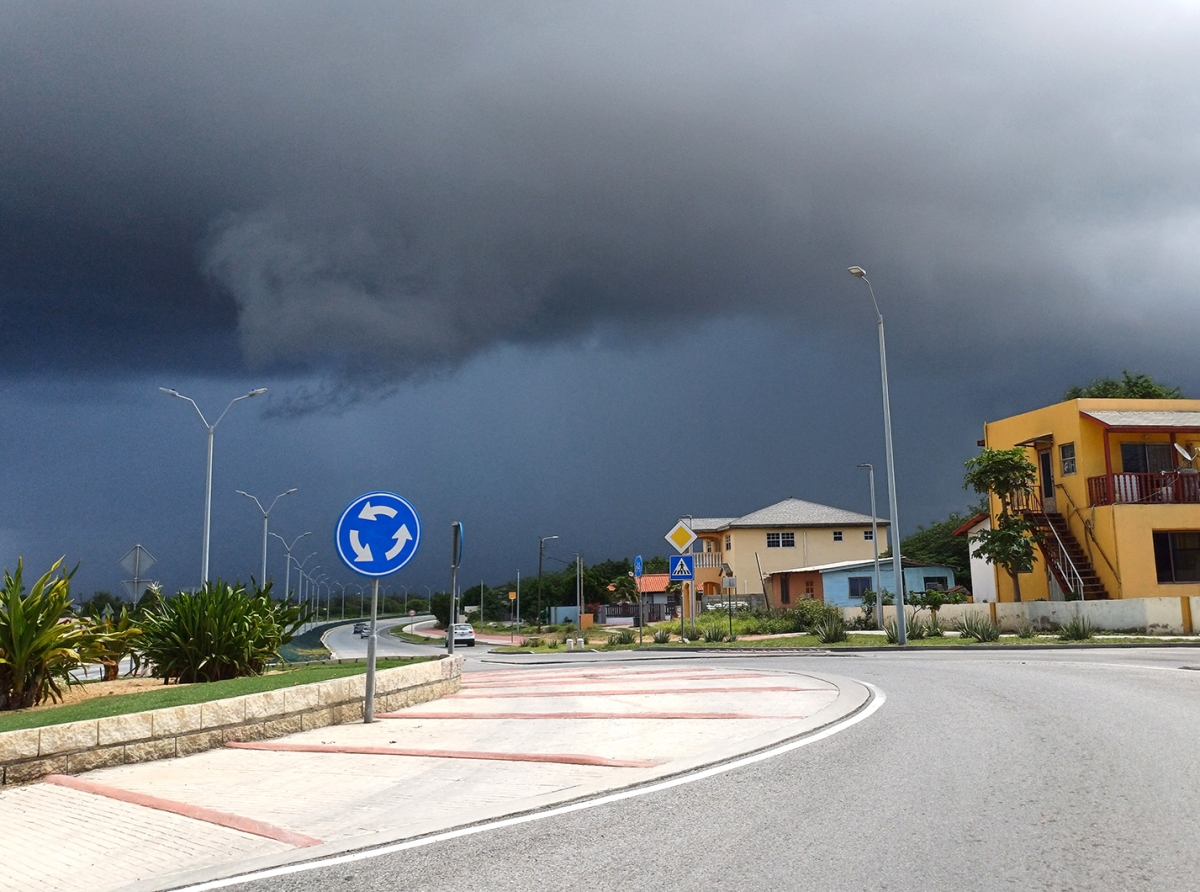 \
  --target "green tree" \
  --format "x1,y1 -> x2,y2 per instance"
963,448 -> 1040,602
900,505 -> 986,581
1064,370 -> 1183,400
